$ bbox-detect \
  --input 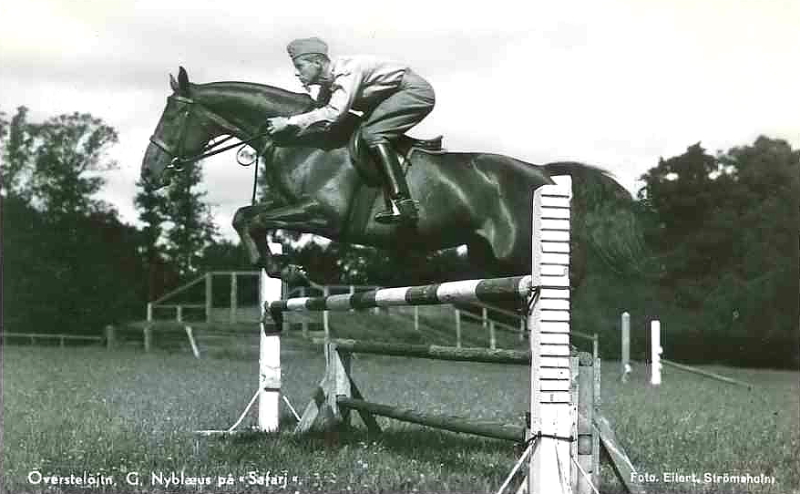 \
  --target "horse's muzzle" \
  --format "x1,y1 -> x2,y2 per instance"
140,167 -> 171,190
